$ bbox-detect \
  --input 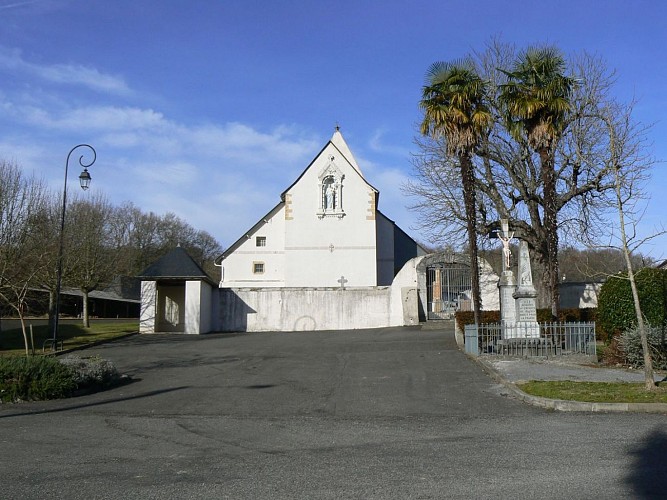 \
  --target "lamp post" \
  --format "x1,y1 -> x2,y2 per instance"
51,144 -> 97,350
